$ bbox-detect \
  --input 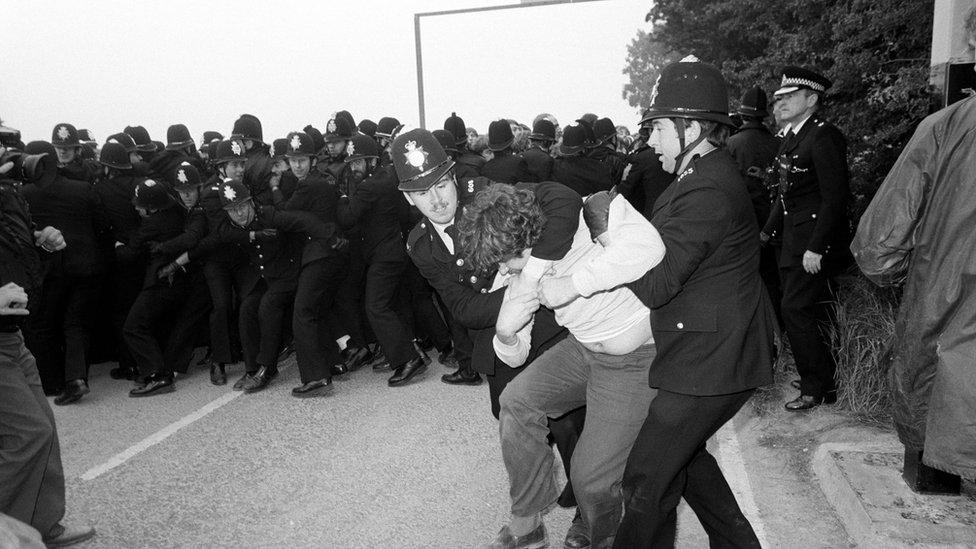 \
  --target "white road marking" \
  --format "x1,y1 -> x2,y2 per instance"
80,390 -> 243,481
716,421 -> 769,548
